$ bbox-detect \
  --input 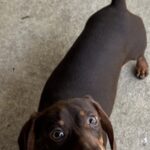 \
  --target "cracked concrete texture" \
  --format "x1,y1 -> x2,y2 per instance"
0,0 -> 150,149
